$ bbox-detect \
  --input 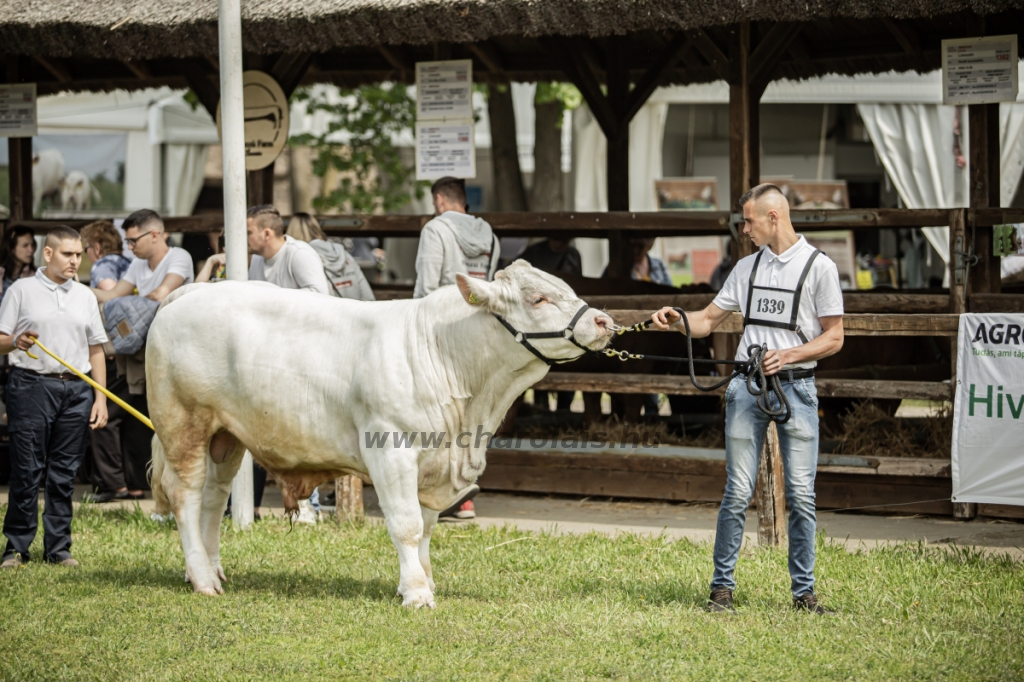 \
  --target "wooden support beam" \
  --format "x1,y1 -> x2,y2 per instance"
545,37 -> 616,138
122,60 -> 152,79
378,45 -> 413,72
33,55 -> 72,83
182,59 -> 220,119
6,57 -> 33,222
247,167 -> 275,207
756,423 -> 786,546
748,24 -> 804,89
880,18 -> 922,57
605,310 -> 961,335
786,35 -> 812,63
532,373 -> 952,402
968,103 -> 1002,296
729,22 -> 763,259
466,42 -> 506,76
622,34 -> 691,123
605,36 -> 631,278
684,28 -> 730,80
270,53 -> 315,97
334,475 -> 364,522
583,292 -> 950,314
